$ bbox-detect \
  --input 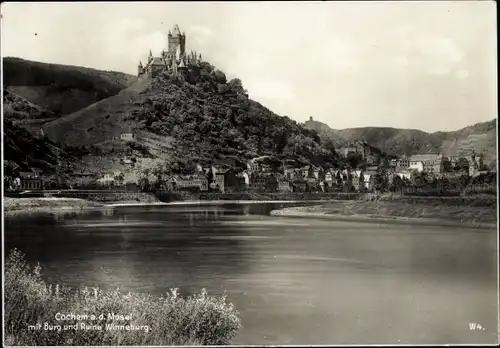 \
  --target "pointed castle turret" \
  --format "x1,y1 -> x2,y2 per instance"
138,60 -> 143,75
